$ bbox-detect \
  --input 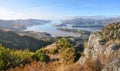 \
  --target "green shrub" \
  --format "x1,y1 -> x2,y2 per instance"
39,53 -> 50,63
57,38 -> 77,64
0,44 -> 32,70
32,52 -> 50,63
9,49 -> 32,67
0,60 -> 5,70
57,38 -> 71,49
61,47 -> 76,64
50,48 -> 58,54
0,45 -> 11,70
